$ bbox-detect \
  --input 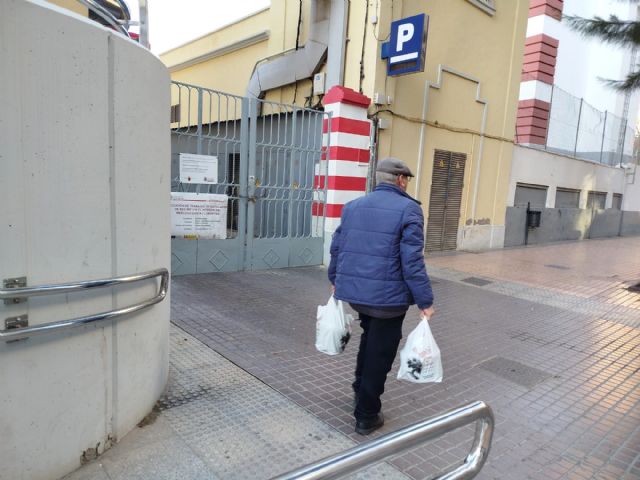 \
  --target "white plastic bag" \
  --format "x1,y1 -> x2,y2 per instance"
397,316 -> 443,383
315,295 -> 353,355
